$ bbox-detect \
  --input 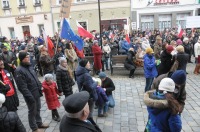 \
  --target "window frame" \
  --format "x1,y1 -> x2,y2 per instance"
2,0 -> 10,8
76,0 -> 86,3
